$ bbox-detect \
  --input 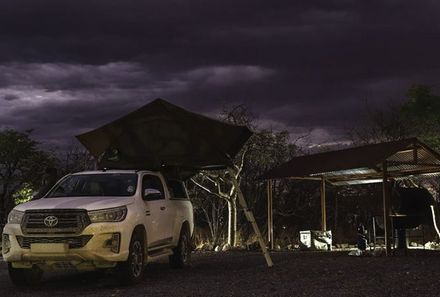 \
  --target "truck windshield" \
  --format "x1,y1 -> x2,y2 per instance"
46,174 -> 138,198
